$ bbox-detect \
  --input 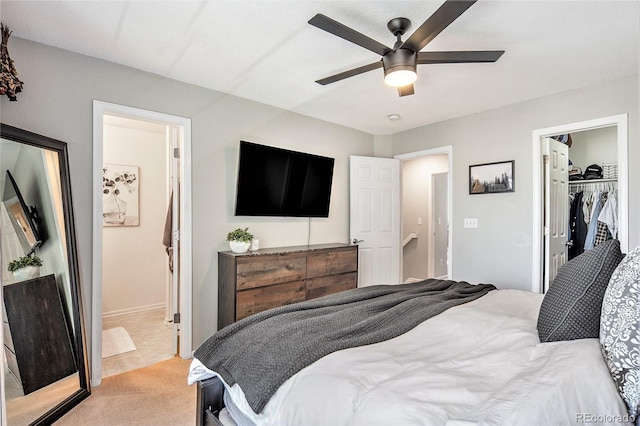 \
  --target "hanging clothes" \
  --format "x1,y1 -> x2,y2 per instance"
582,191 -> 595,225
568,193 -> 575,243
163,191 -> 173,272
569,191 -> 588,260
584,191 -> 604,251
567,180 -> 618,257
594,221 -> 611,247
598,191 -> 618,239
